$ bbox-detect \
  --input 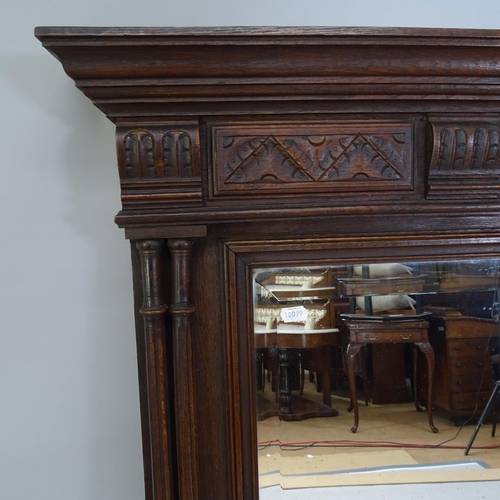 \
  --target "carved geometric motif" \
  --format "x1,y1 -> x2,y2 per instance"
222,133 -> 406,185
